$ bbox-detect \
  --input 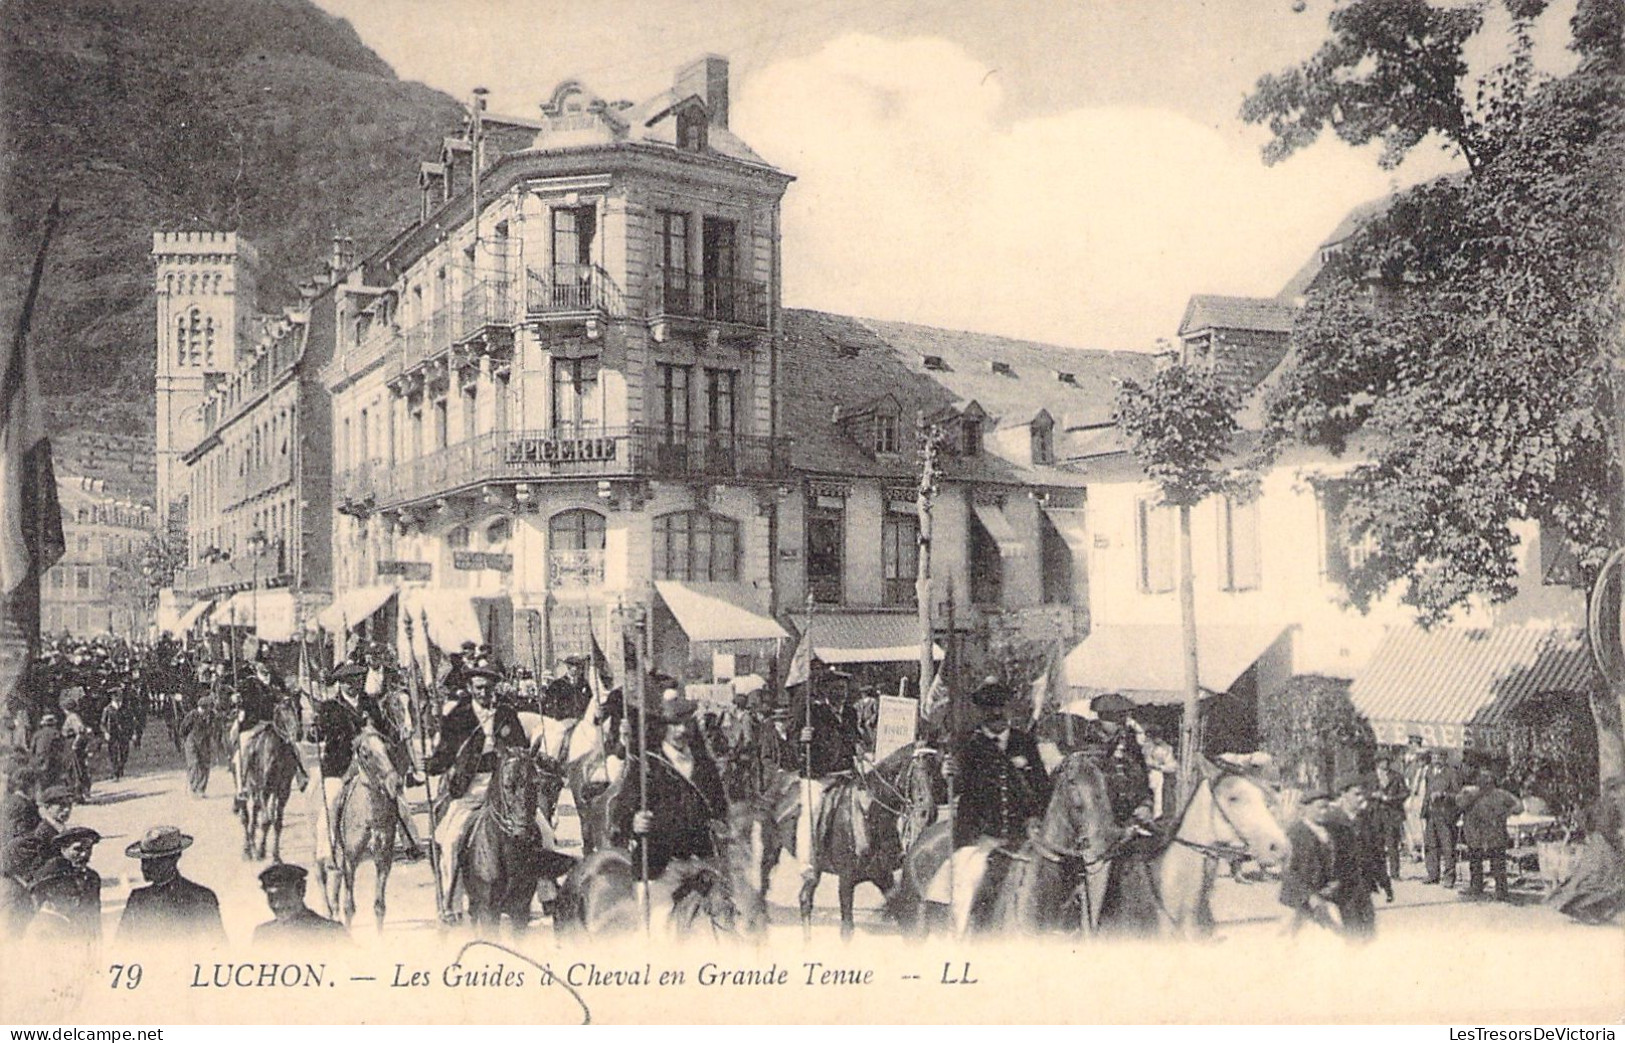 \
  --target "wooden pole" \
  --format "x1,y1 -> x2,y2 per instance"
637,599 -> 652,934
916,414 -> 936,709
802,592 -> 815,943
1176,503 -> 1201,802
404,612 -> 445,919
